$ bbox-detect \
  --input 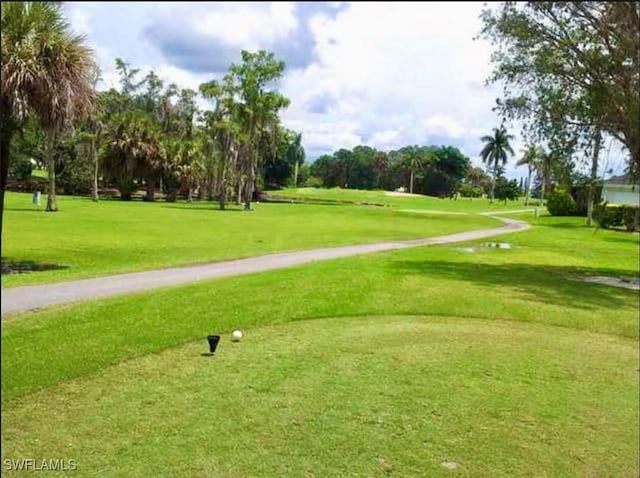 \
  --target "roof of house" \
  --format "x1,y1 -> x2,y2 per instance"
604,174 -> 638,186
